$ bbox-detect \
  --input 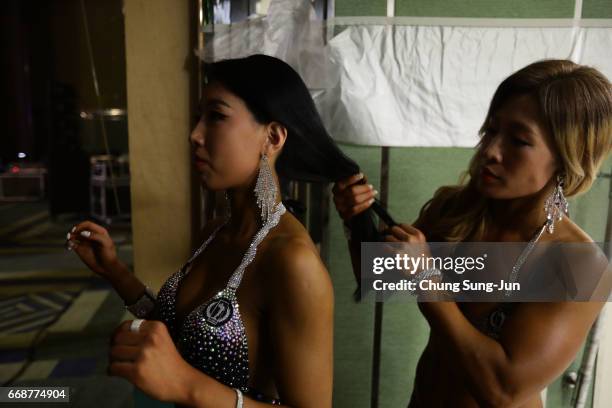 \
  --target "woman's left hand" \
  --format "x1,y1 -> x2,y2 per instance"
382,224 -> 432,258
382,224 -> 451,302
108,320 -> 195,404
